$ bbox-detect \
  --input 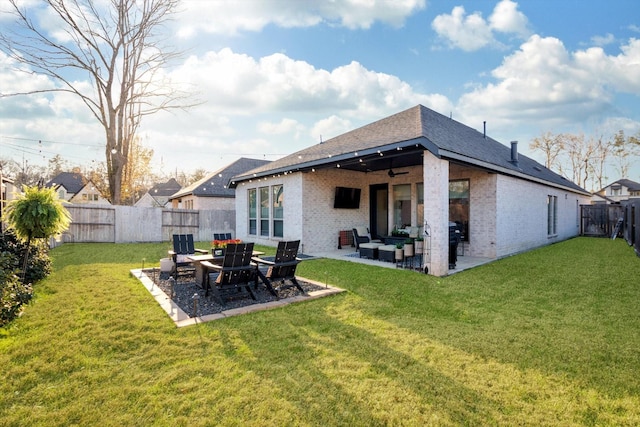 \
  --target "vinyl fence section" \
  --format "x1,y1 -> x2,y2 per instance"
60,205 -> 235,244
624,199 -> 640,257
